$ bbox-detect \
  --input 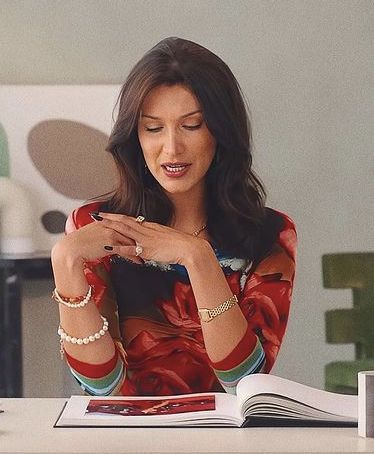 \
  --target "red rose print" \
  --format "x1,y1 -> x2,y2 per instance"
239,280 -> 292,372
156,281 -> 201,330
125,331 -> 219,395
